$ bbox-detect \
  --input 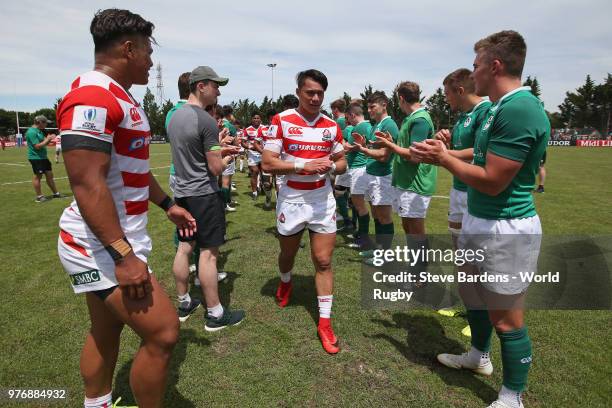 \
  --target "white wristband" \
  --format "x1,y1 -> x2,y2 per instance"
294,161 -> 305,172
